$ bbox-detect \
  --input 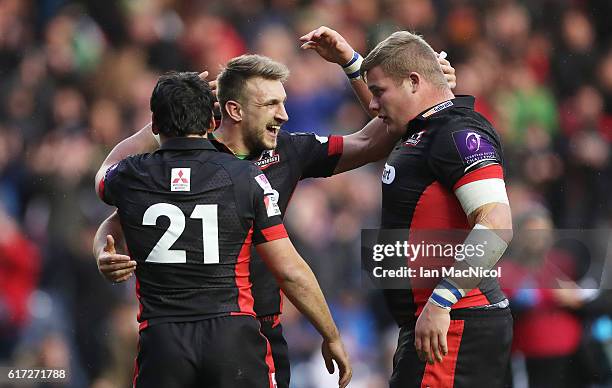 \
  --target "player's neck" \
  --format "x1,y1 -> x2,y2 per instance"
214,121 -> 252,157
418,88 -> 455,114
